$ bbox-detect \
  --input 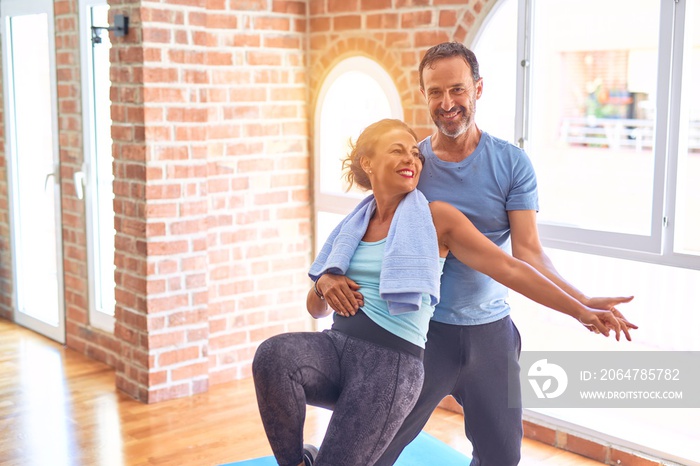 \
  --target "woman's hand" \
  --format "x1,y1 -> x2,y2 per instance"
316,273 -> 364,317
580,296 -> 637,341
577,307 -> 637,341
